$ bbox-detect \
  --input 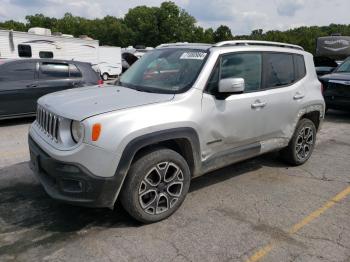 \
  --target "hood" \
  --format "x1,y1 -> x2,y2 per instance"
320,72 -> 350,82
38,85 -> 175,121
